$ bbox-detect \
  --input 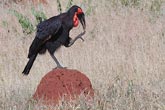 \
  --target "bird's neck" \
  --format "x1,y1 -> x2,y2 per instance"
61,13 -> 74,31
